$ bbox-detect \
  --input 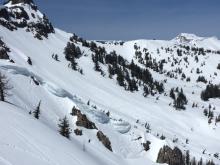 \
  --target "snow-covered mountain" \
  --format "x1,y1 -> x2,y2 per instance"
0,1 -> 220,165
